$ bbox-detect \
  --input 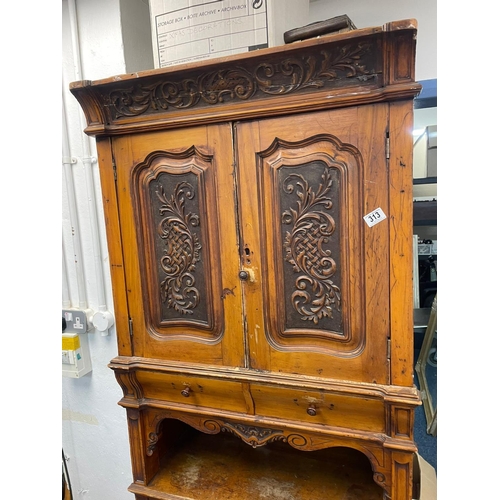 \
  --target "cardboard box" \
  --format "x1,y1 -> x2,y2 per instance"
149,0 -> 309,68
413,453 -> 437,500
